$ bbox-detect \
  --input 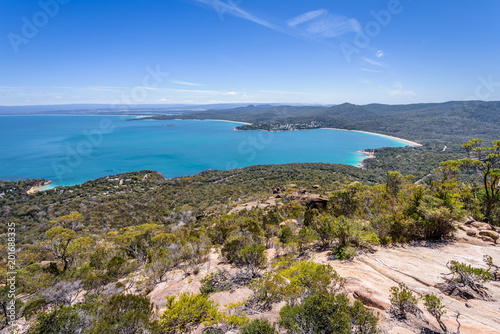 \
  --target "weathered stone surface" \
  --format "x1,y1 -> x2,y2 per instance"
481,236 -> 495,243
353,290 -> 390,310
388,327 -> 417,334
479,230 -> 499,241
464,228 -> 477,237
472,221 -> 494,231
